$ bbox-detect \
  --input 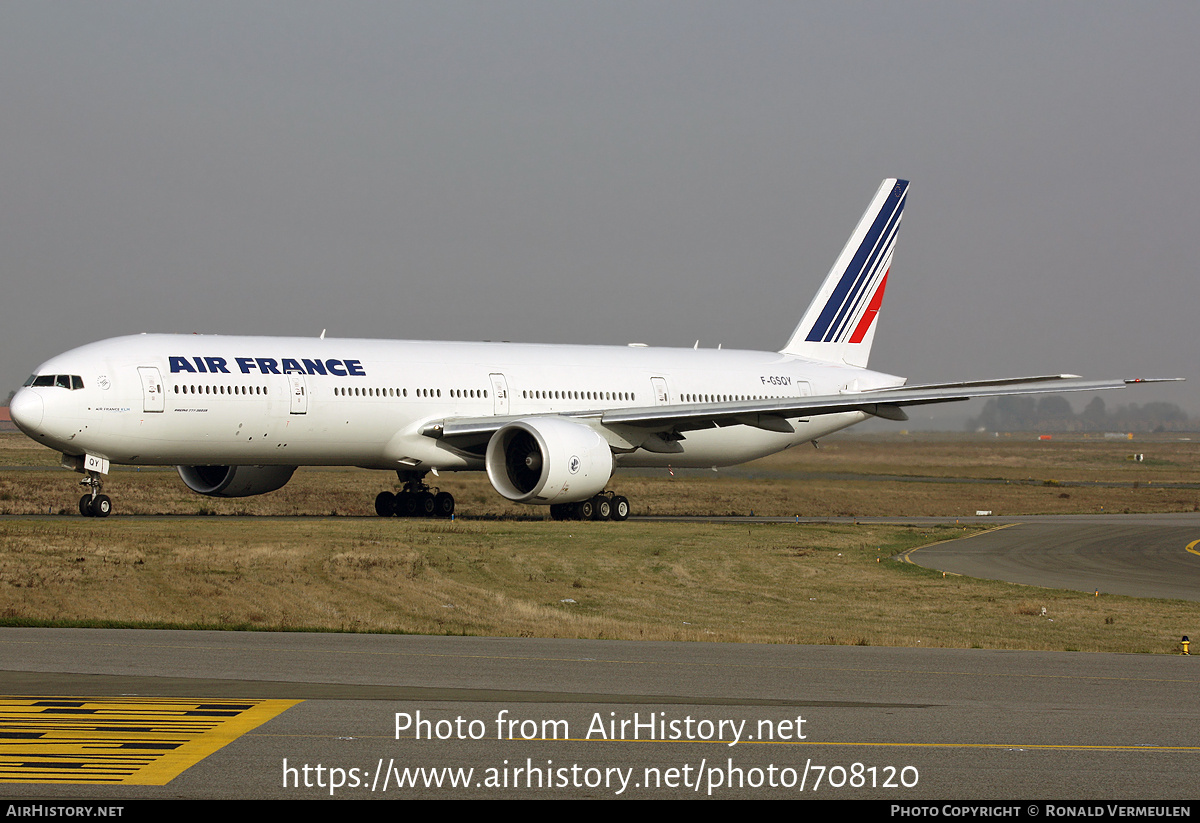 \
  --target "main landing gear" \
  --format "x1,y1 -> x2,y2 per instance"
374,471 -> 455,518
549,492 -> 630,522
78,471 -> 112,518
